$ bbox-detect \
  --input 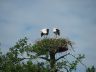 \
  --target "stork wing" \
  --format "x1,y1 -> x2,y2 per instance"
41,32 -> 43,37
47,29 -> 49,34
56,29 -> 60,36
58,30 -> 60,35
